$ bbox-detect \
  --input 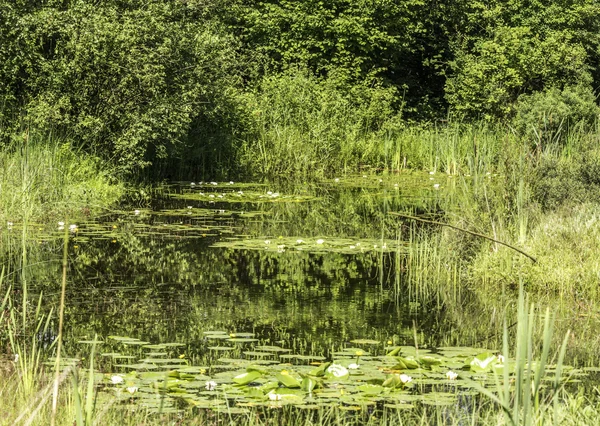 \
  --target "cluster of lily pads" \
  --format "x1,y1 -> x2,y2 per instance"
88,333 -> 582,414
172,187 -> 317,204
211,237 -> 406,254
